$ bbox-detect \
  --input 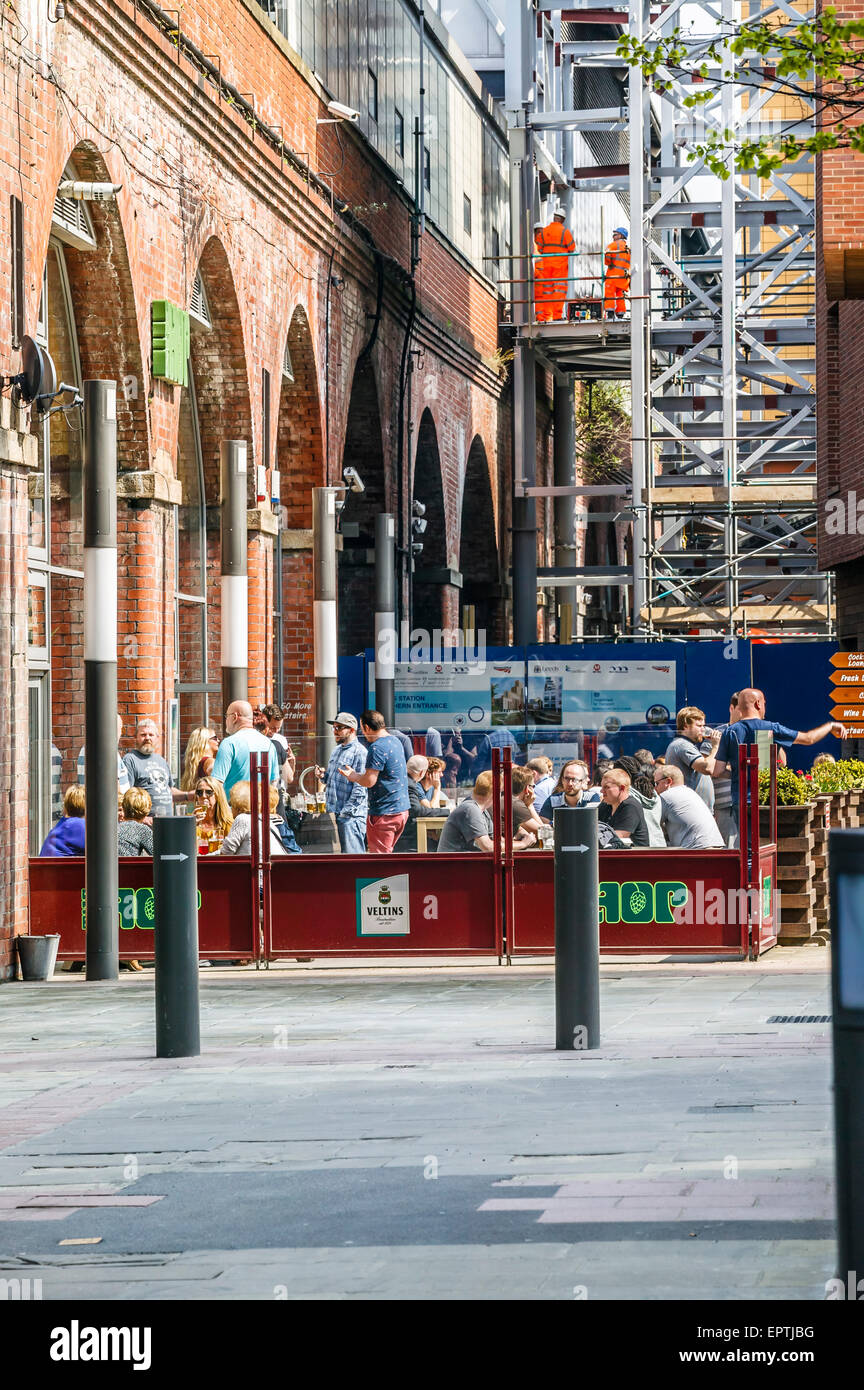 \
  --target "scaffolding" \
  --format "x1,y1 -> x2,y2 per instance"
503,0 -> 832,641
